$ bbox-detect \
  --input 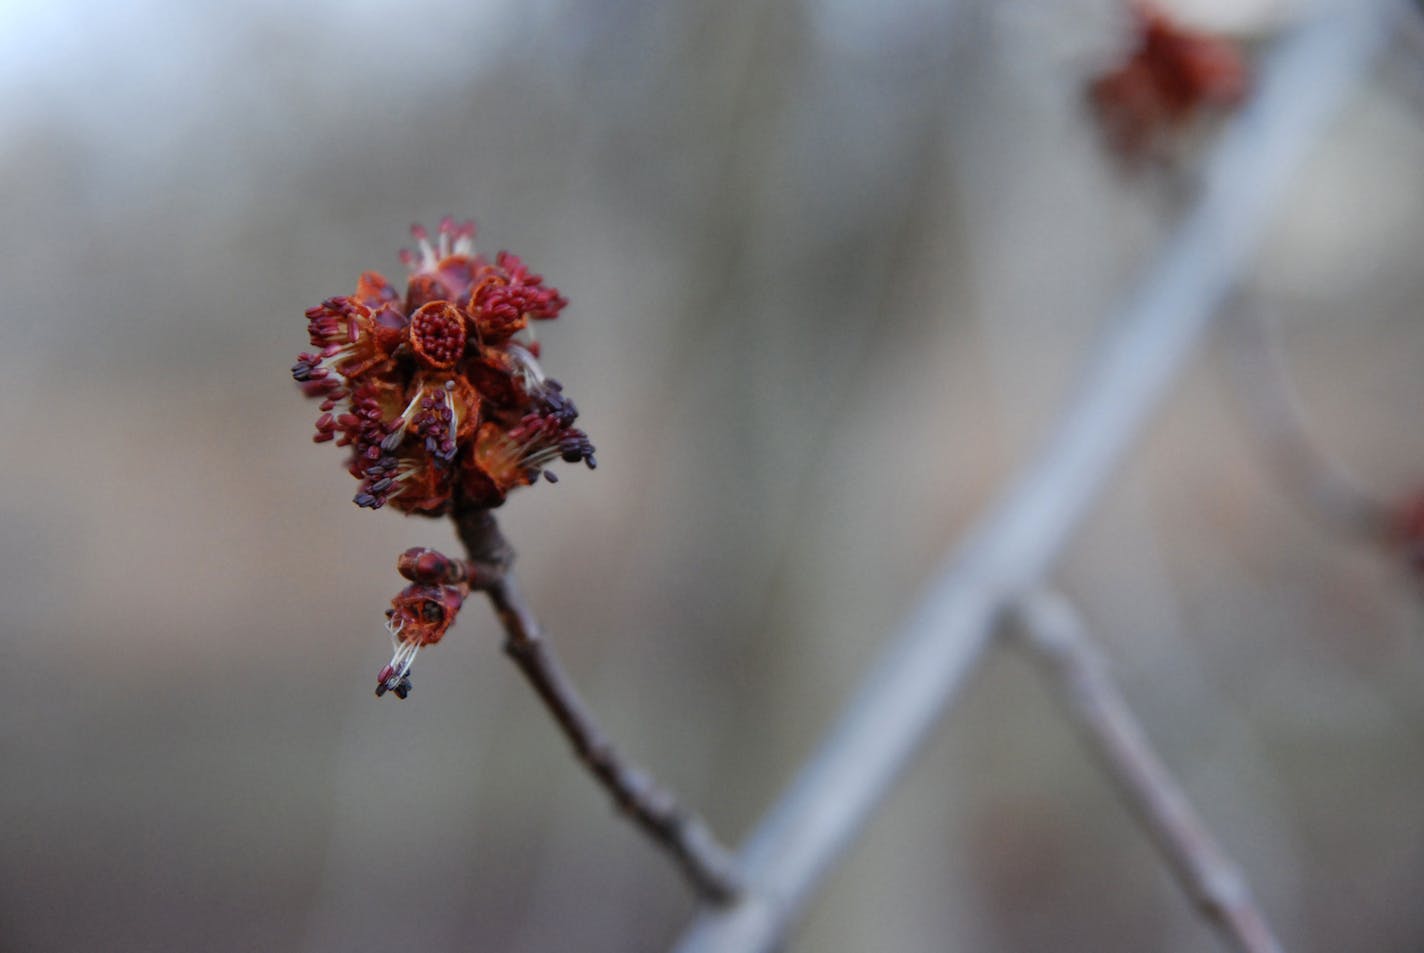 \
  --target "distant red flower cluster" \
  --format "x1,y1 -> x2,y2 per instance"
1089,2 -> 1250,160
1390,492 -> 1424,578
292,218 -> 595,516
